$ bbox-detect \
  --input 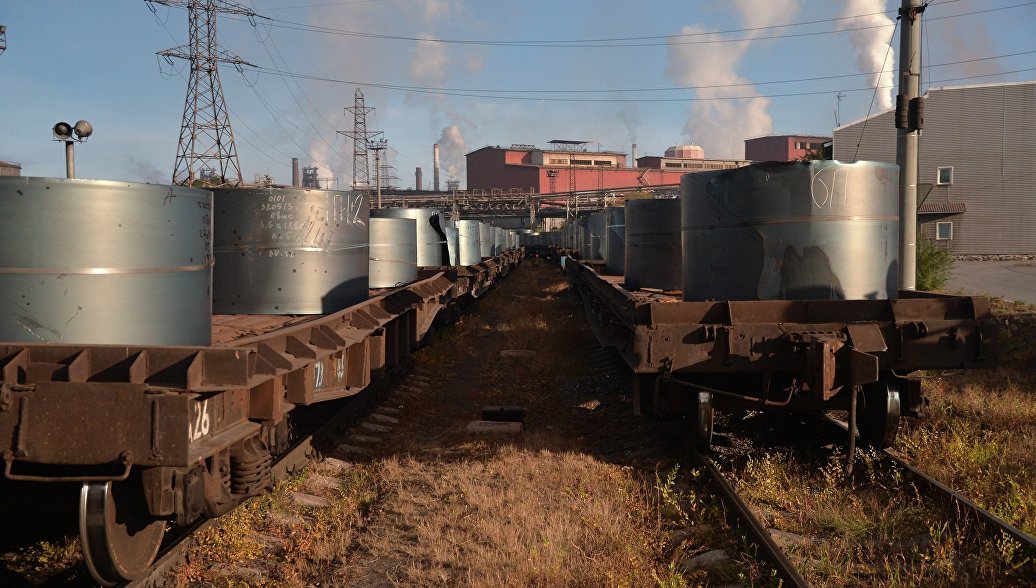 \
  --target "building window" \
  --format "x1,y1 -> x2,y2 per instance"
593,160 -> 612,166
937,166 -> 953,185
570,159 -> 593,166
664,162 -> 681,168
549,158 -> 568,165
935,221 -> 953,240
